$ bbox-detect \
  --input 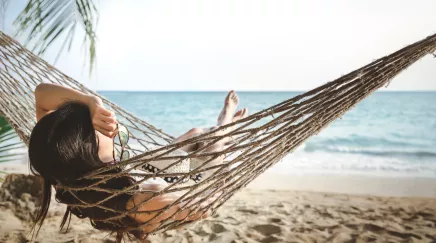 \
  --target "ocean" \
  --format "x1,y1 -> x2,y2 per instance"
53,91 -> 430,178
